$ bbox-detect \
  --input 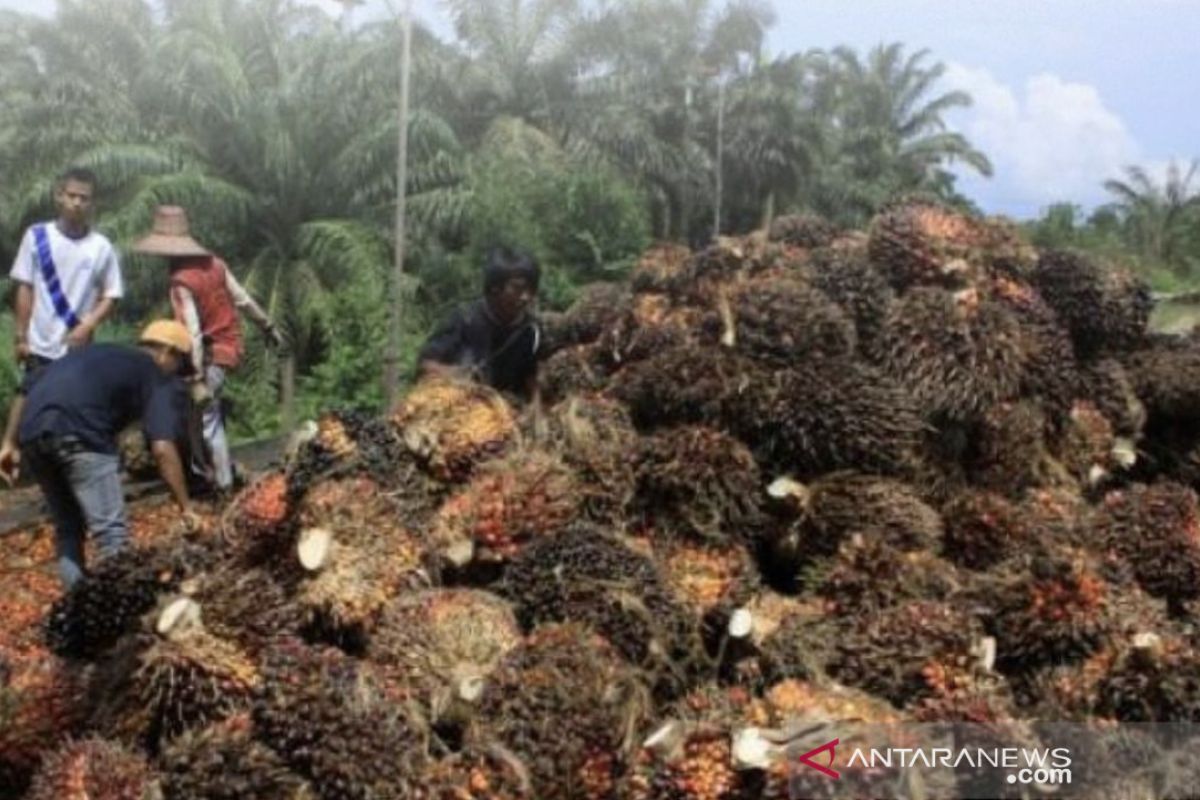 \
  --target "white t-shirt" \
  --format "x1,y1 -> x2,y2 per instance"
9,222 -> 124,359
